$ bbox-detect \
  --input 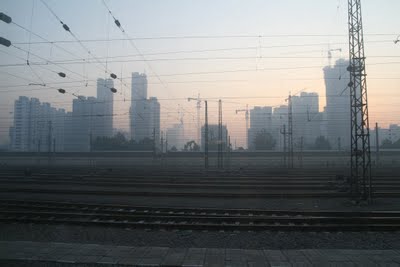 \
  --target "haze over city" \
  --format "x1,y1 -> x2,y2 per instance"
1,0 -> 399,149
3,1 -> 400,265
